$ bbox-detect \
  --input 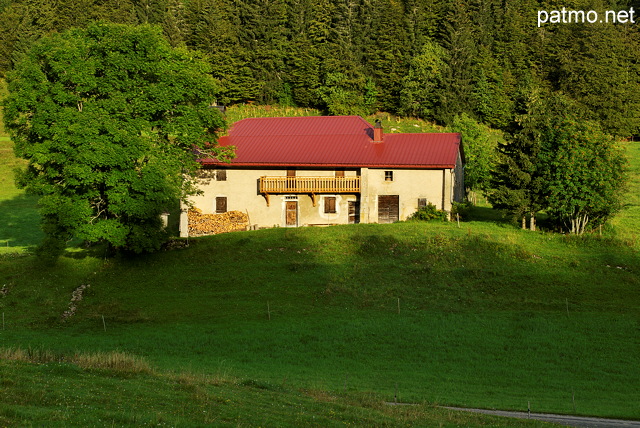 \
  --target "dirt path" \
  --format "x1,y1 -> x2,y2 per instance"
443,407 -> 640,428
